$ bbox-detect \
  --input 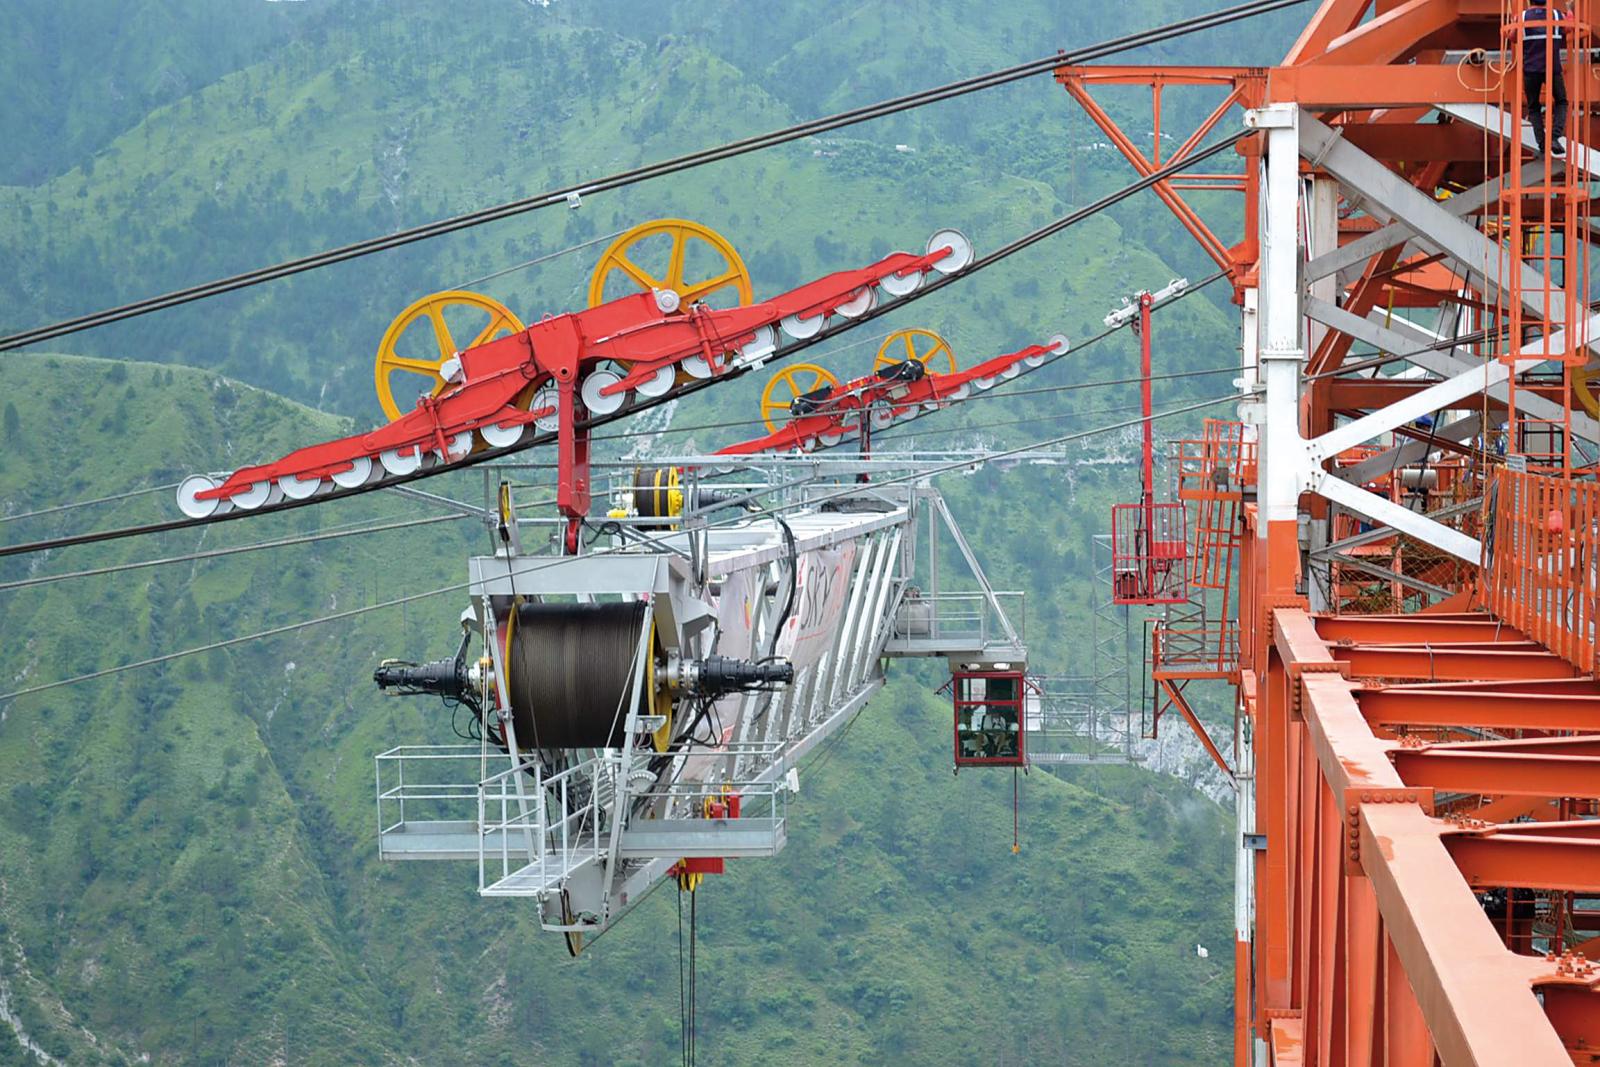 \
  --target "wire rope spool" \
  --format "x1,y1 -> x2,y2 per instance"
587,219 -> 753,310
505,601 -> 673,751
373,290 -> 525,421
633,466 -> 685,531
760,363 -> 840,432
874,328 -> 956,375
